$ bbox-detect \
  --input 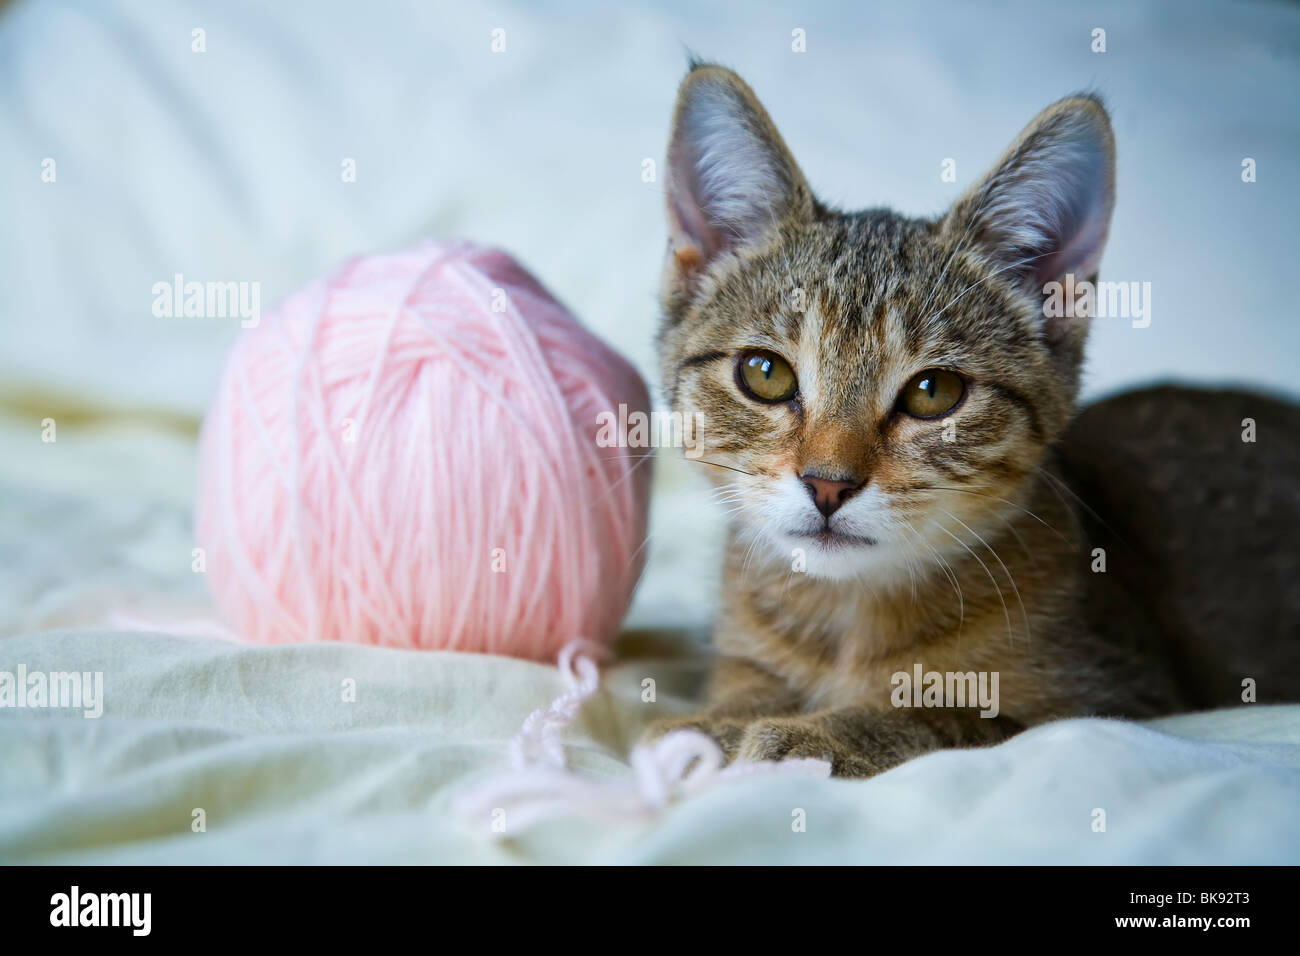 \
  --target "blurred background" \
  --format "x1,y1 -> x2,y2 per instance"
2,0 -> 1298,638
